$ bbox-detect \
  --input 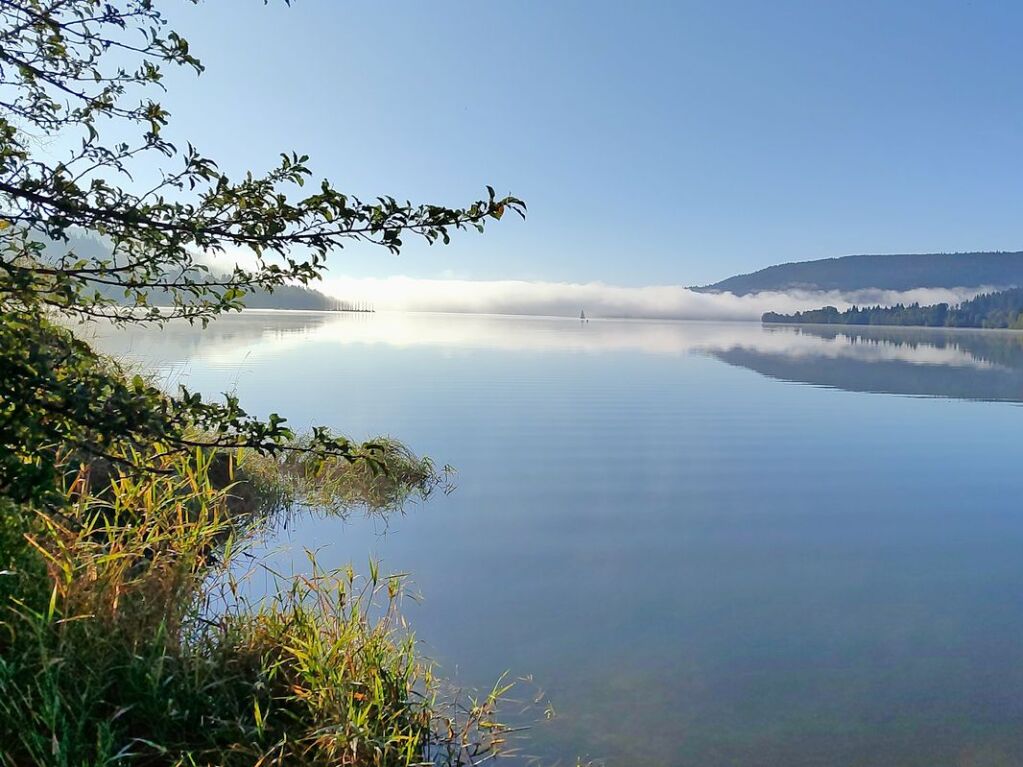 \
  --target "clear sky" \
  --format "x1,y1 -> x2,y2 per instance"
157,0 -> 1023,287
